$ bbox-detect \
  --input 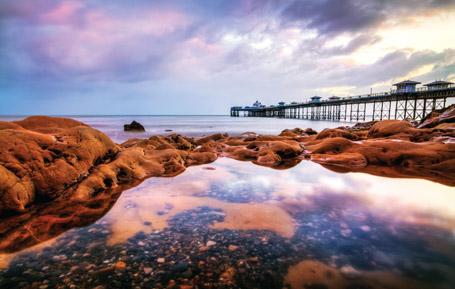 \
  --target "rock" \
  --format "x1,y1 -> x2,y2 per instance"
199,246 -> 209,252
123,120 -> 145,132
418,104 -> 455,128
228,245 -> 238,251
114,261 -> 126,271
316,128 -> 359,140
171,262 -> 188,273
143,267 -> 153,274
0,116 -> 118,213
304,128 -> 318,135
340,265 -> 360,279
220,267 -> 236,283
206,240 -> 216,247
157,257 -> 165,263
367,120 -> 414,138
52,255 -> 67,262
